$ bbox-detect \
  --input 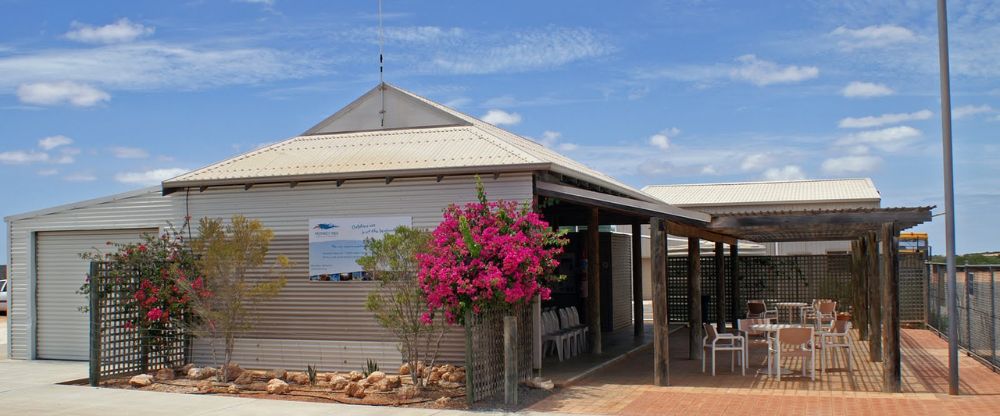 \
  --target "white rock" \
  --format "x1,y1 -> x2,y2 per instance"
266,378 -> 289,395
129,374 -> 153,387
